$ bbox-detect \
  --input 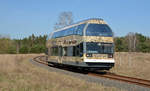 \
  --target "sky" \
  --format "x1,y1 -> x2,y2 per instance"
0,0 -> 150,39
